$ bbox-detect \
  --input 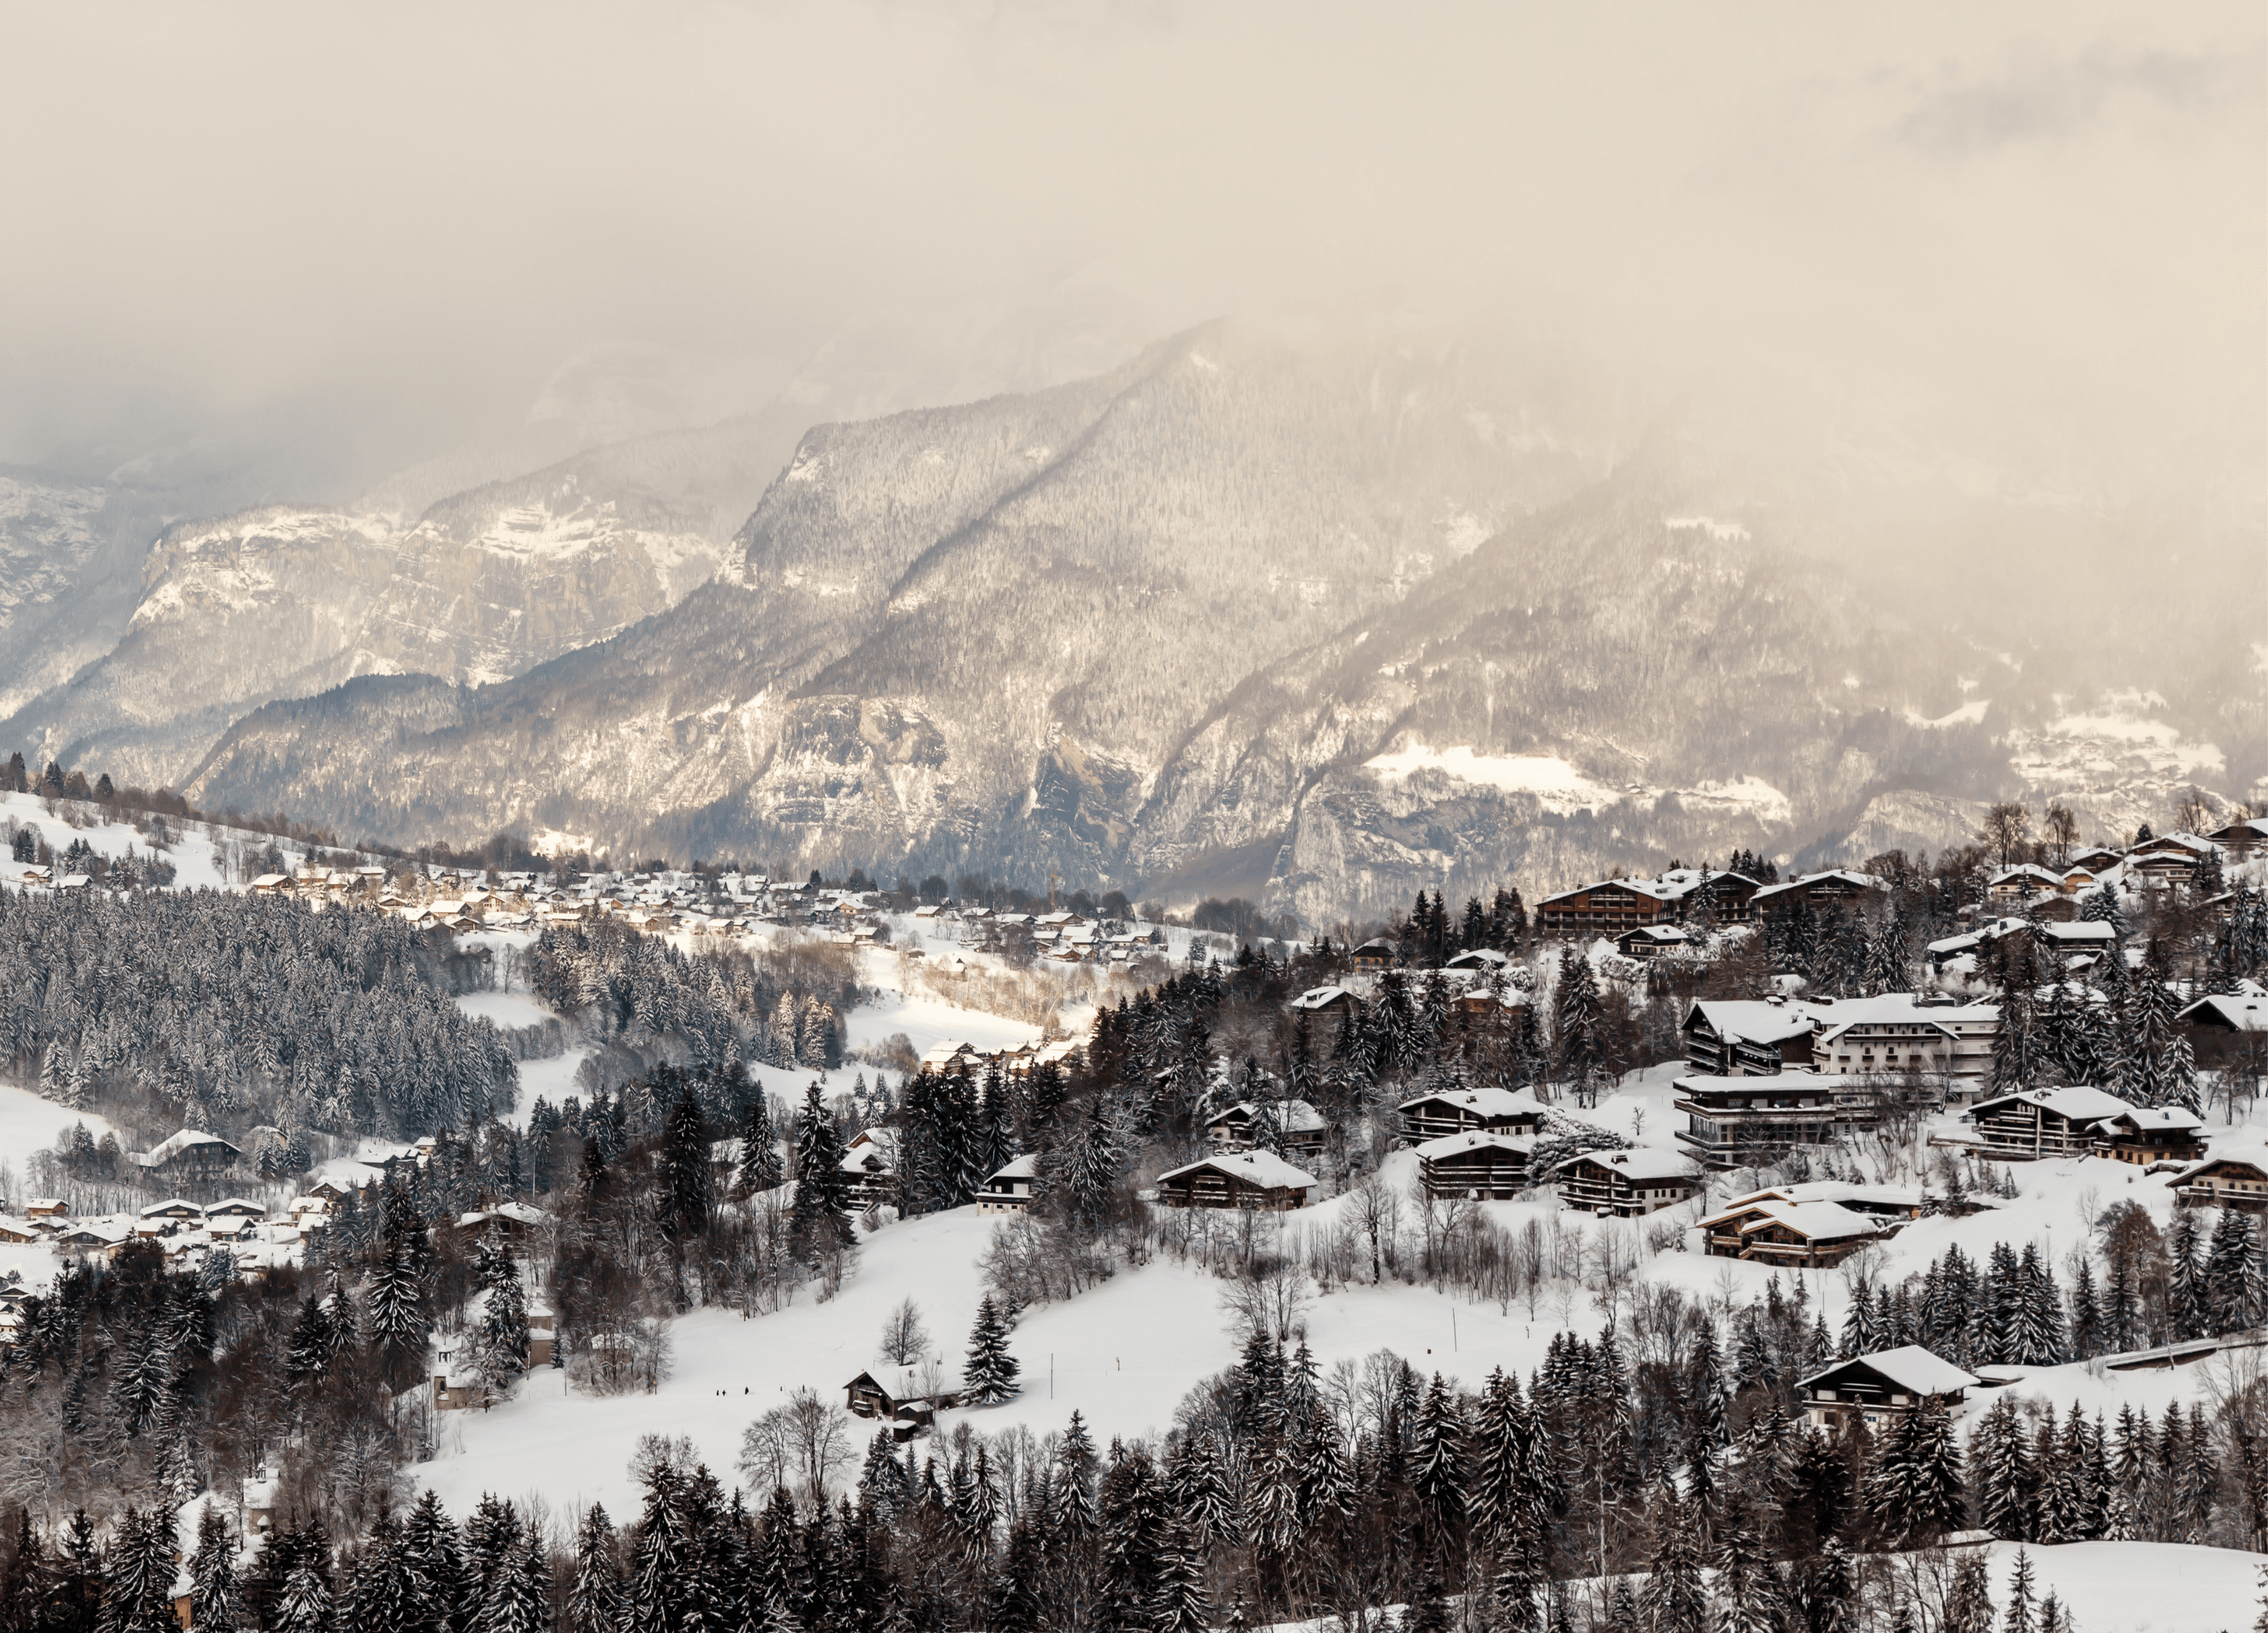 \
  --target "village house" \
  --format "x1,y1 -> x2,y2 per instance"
1674,1073 -> 1878,1170
2089,1106 -> 2208,1166
1986,863 -> 2068,903
844,1362 -> 962,1440
1749,870 -> 1888,919
975,1154 -> 1041,1213
1965,1084 -> 2137,1161
1533,867 -> 1759,940
0,1217 -> 39,1244
1289,985 -> 1360,1018
1681,999 -> 1818,1076
132,1129 -> 241,1184
1414,1130 -> 1536,1200
1807,993 -> 2000,1102
1350,939 -> 1397,971
2179,993 -> 2268,1068
1443,947 -> 1513,974
1396,1085 -> 1547,1145
1699,1194 -> 1887,1268
1154,1150 -> 1318,1211
841,1133 -> 900,1212
205,1198 -> 267,1225
1615,924 -> 1690,959
1546,1148 -> 1702,1216
52,1220 -> 130,1261
1798,1346 -> 1979,1432
1204,1098 -> 1328,1160
2170,1154 -> 2268,1211
453,1201 -> 553,1238
24,1198 -> 67,1219
2206,818 -> 2268,859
